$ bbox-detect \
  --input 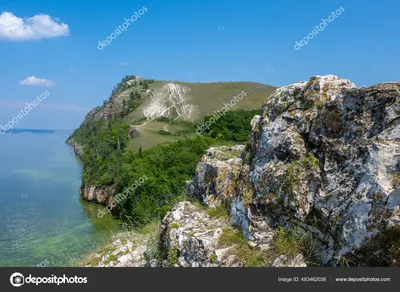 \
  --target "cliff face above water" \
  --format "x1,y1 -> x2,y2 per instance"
84,75 -> 400,267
